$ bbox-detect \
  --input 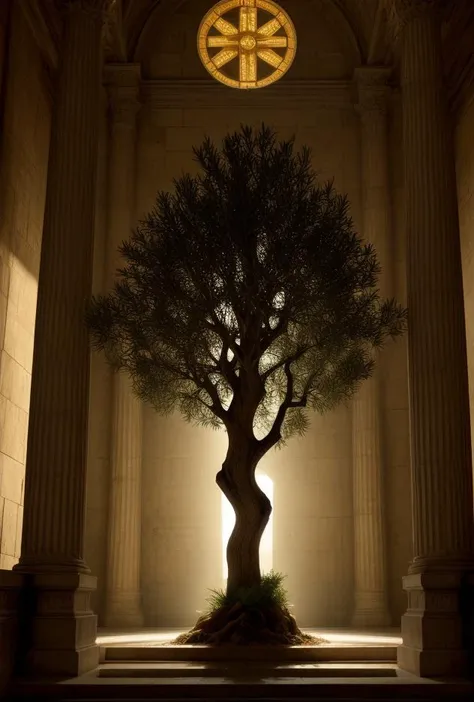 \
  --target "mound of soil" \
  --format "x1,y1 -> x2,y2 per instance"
174,602 -> 326,646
